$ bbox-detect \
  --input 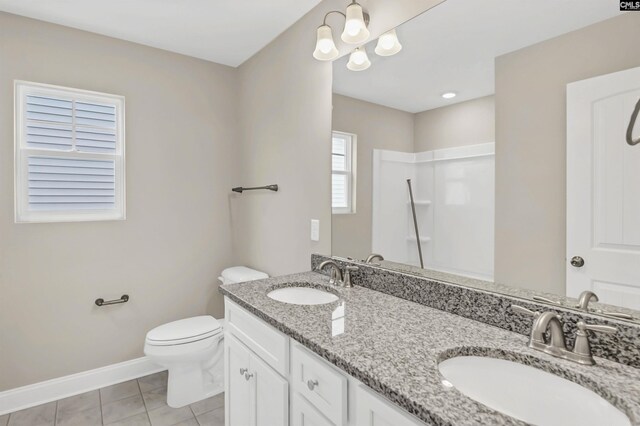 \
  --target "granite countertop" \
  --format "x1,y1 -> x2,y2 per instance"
220,271 -> 640,426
